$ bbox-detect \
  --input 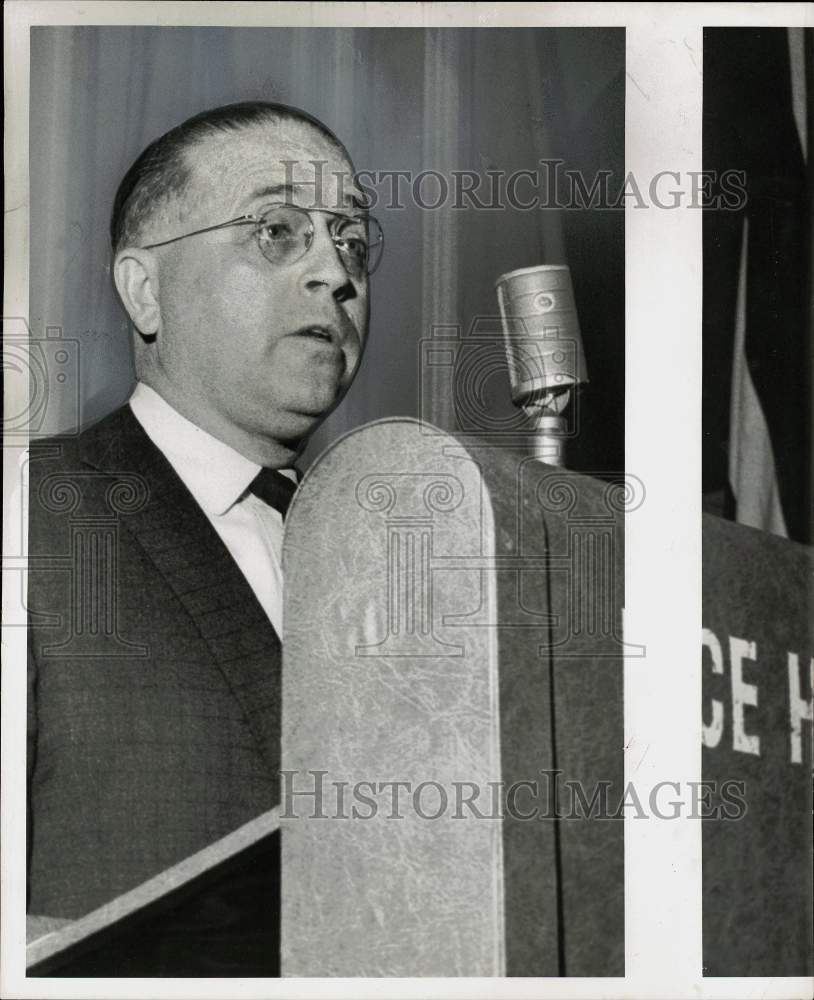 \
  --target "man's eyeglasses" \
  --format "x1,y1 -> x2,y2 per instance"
142,203 -> 384,278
